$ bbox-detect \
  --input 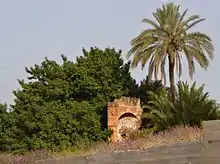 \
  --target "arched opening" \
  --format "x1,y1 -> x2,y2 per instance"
118,113 -> 141,140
